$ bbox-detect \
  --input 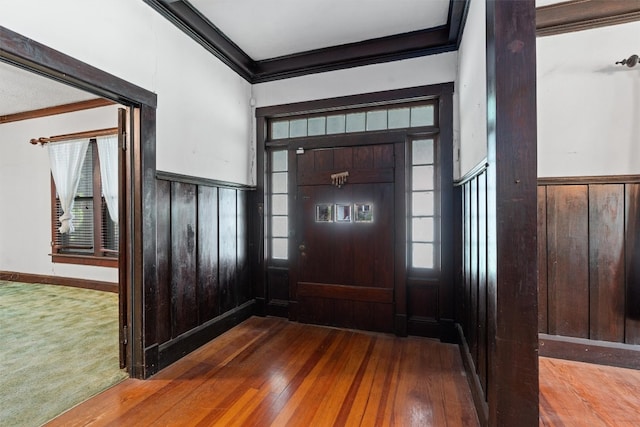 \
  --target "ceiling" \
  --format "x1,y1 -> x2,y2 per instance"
0,0 -> 466,118
189,0 -> 451,61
